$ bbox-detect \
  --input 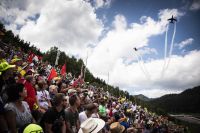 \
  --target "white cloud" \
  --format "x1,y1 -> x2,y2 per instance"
88,9 -> 183,76
190,0 -> 200,11
129,88 -> 182,98
109,50 -> 200,98
94,0 -> 112,9
0,0 -> 45,29
0,0 -> 104,57
176,38 -> 194,49
2,2 -> 198,98
86,9 -> 199,98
